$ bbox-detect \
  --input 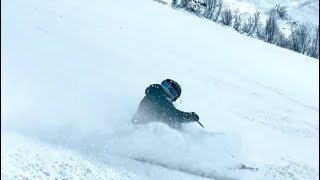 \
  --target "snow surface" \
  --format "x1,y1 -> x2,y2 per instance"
2,0 -> 319,179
